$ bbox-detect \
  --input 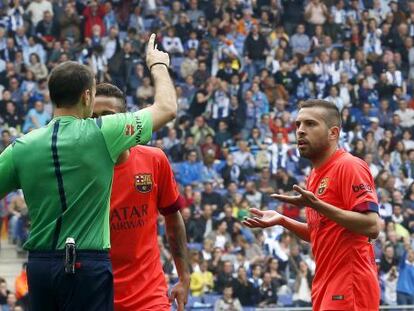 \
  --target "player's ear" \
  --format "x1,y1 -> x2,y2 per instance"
82,89 -> 92,107
329,126 -> 340,141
